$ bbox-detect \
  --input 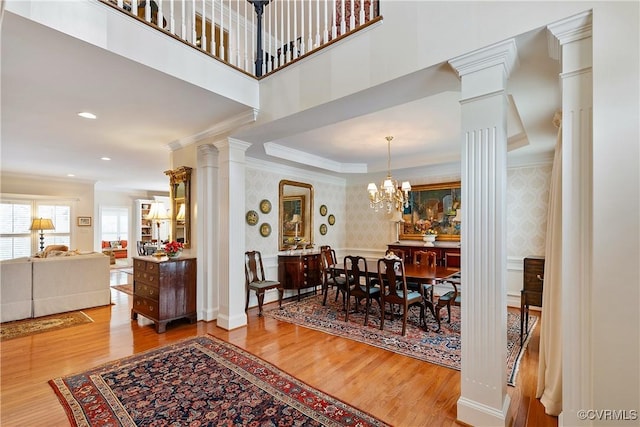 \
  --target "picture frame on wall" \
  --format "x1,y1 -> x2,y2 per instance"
77,216 -> 92,227
398,181 -> 461,241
